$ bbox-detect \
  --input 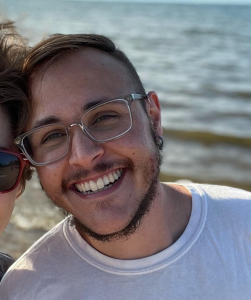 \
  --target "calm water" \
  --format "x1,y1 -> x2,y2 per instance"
0,0 -> 251,257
